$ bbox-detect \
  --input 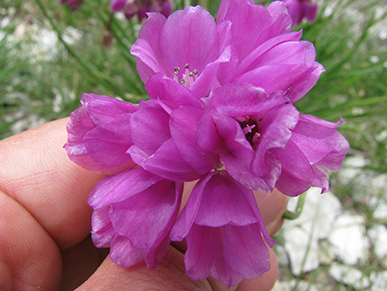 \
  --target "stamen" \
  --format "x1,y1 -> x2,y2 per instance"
172,63 -> 198,87
238,117 -> 260,147
242,124 -> 256,135
252,132 -> 261,144
173,67 -> 180,82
